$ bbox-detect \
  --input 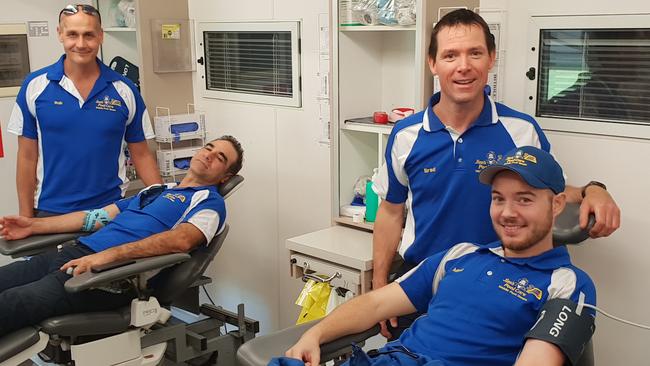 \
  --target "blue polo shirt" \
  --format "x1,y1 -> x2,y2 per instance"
80,184 -> 226,253
395,242 -> 596,366
8,55 -> 155,214
373,92 -> 551,264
